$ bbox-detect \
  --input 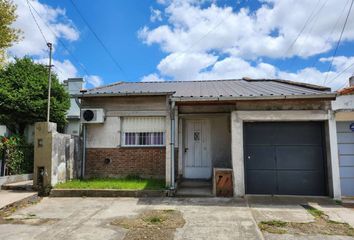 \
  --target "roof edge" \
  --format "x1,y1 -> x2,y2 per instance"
241,77 -> 331,91
75,91 -> 175,98
171,93 -> 336,102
